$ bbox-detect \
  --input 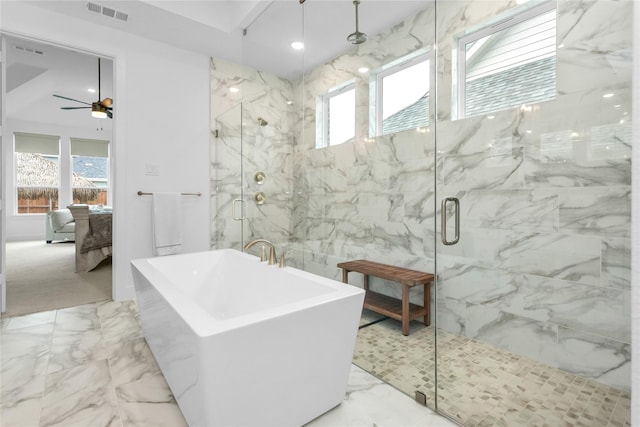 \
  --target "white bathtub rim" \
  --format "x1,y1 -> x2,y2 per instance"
131,249 -> 364,338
